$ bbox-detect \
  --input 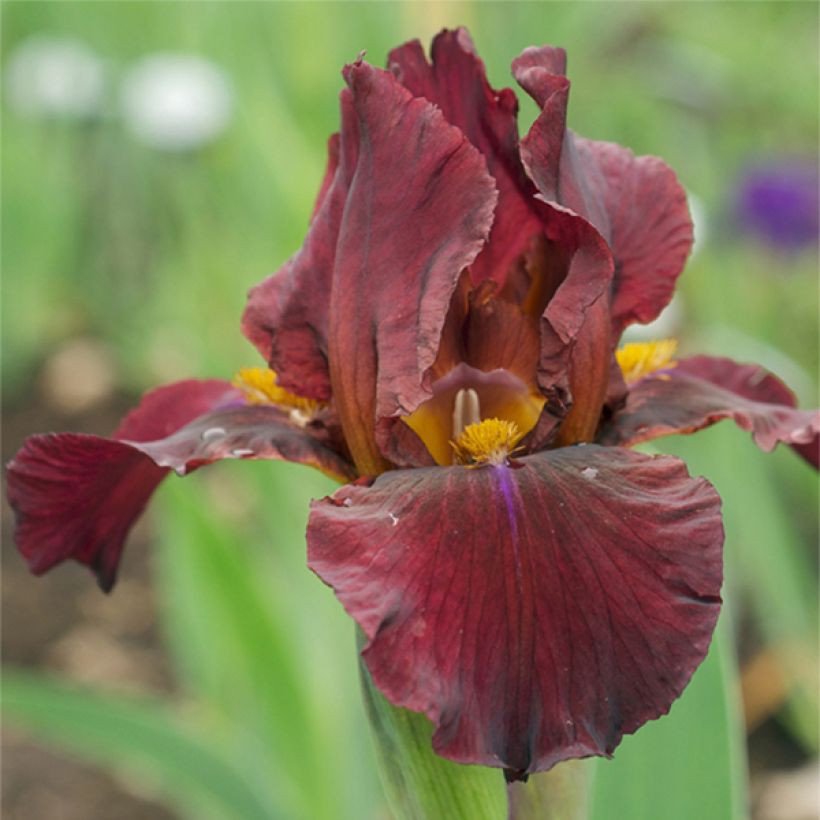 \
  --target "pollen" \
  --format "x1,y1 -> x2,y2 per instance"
451,418 -> 524,467
232,367 -> 324,425
616,339 -> 678,385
